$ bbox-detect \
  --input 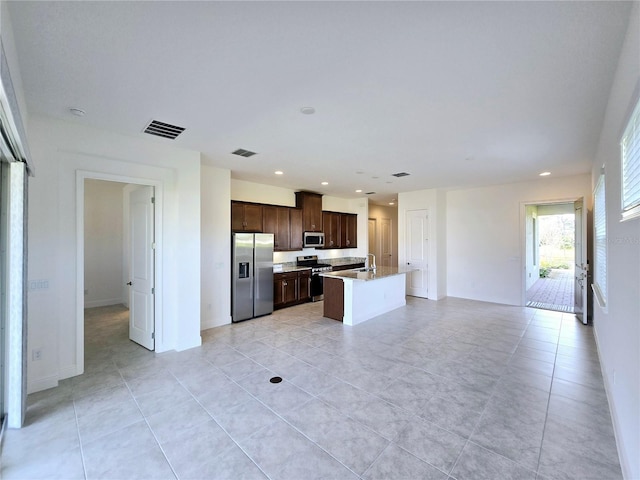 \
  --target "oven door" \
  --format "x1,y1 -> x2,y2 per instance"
310,273 -> 324,301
